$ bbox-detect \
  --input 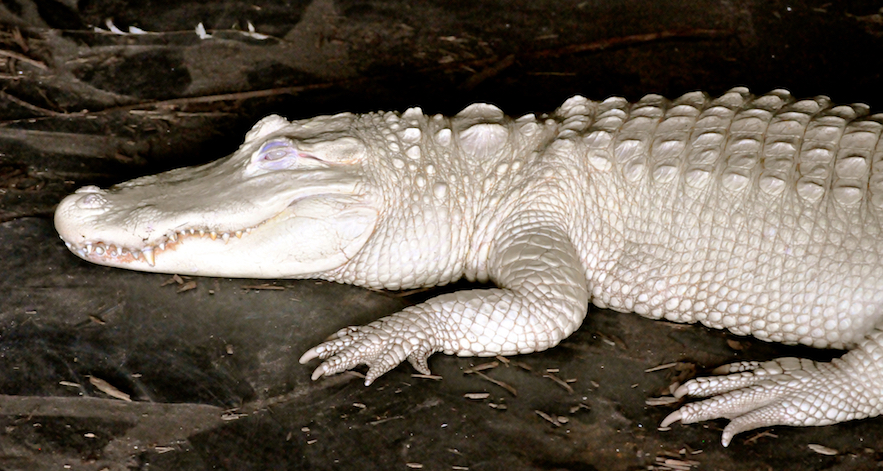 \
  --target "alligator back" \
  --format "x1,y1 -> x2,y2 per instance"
559,88 -> 883,348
